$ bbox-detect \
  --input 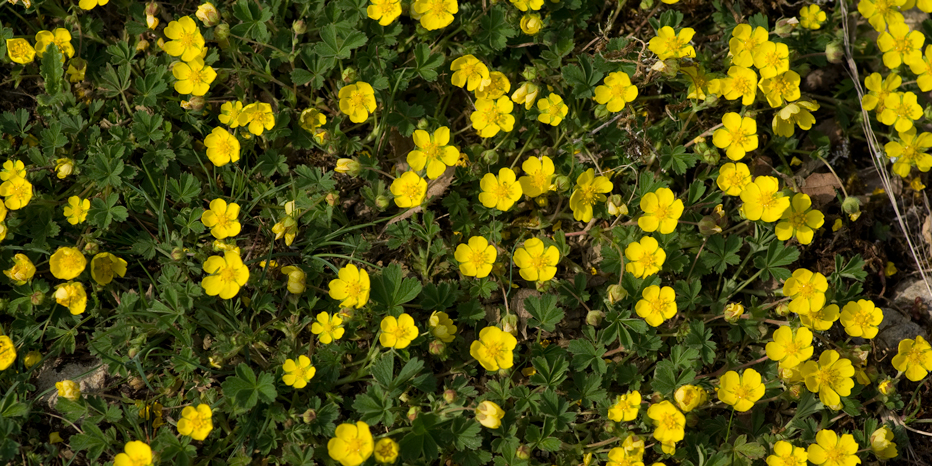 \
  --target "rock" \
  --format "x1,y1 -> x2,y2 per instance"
876,278 -> 932,352
35,357 -> 108,408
